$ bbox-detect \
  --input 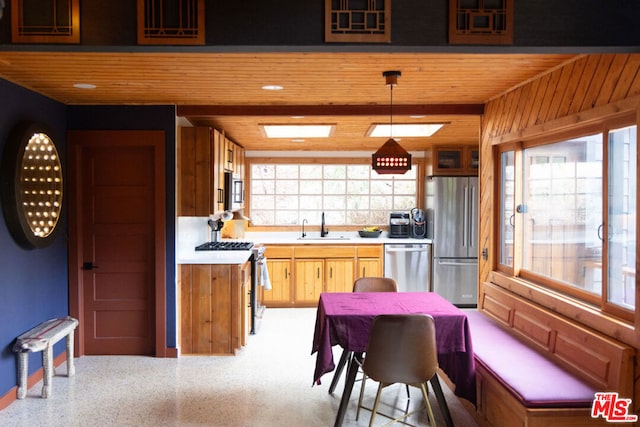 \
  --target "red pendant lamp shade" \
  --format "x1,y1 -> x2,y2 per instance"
372,71 -> 411,174
372,138 -> 412,174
